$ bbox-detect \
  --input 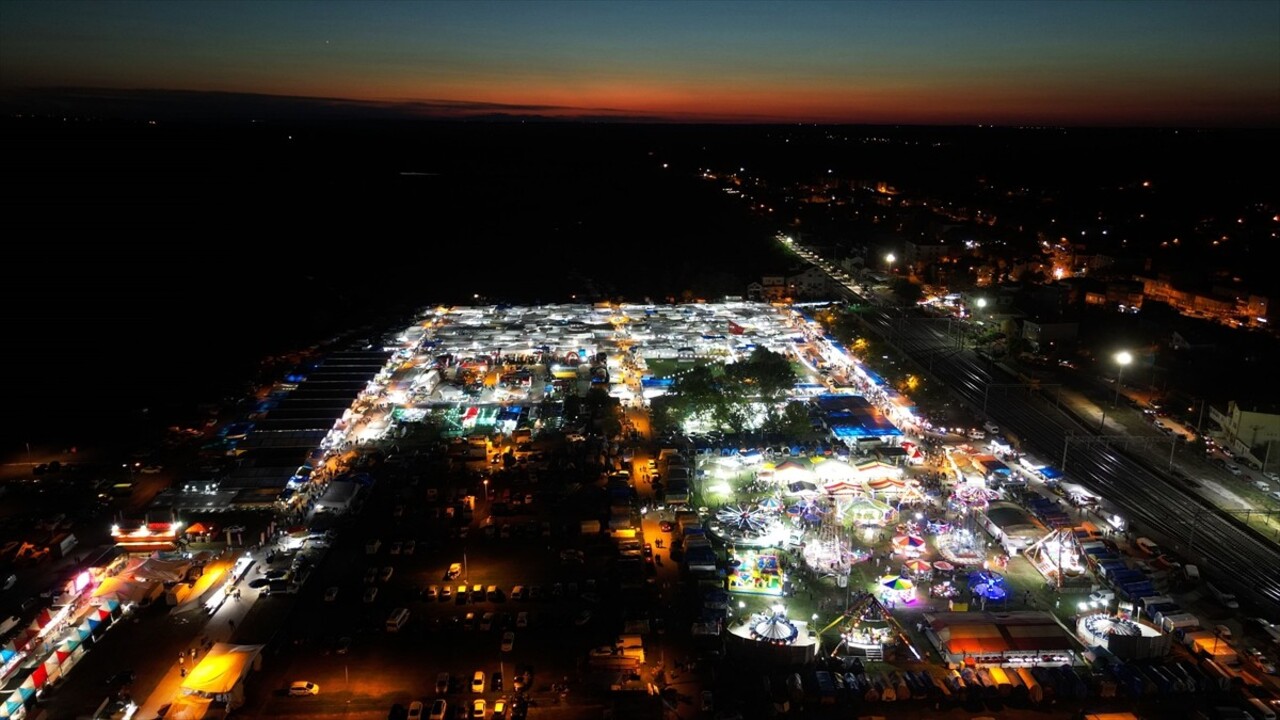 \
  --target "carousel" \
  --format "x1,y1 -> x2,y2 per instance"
834,495 -> 897,528
935,527 -> 987,567
890,534 -> 927,556
878,575 -> 918,605
966,569 -> 1010,605
748,610 -> 801,645
951,482 -> 999,510
728,605 -> 821,663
